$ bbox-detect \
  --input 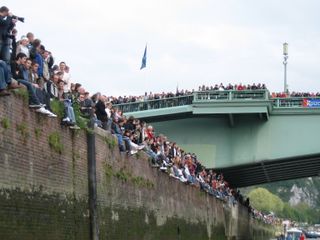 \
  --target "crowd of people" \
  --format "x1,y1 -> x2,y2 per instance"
0,5 -> 280,226
271,92 -> 320,98
109,83 -> 268,105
